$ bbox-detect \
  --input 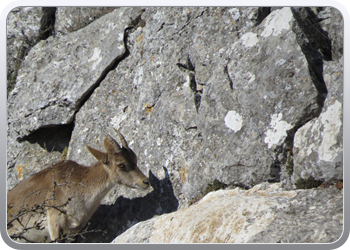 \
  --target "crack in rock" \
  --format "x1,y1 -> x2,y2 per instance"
13,10 -> 146,153
176,55 -> 202,113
